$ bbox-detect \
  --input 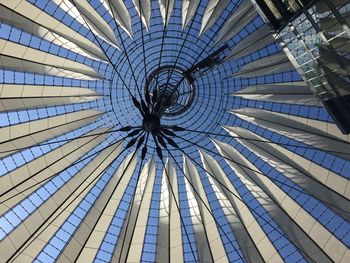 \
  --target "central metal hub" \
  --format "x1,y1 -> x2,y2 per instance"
142,114 -> 160,132
145,66 -> 195,117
